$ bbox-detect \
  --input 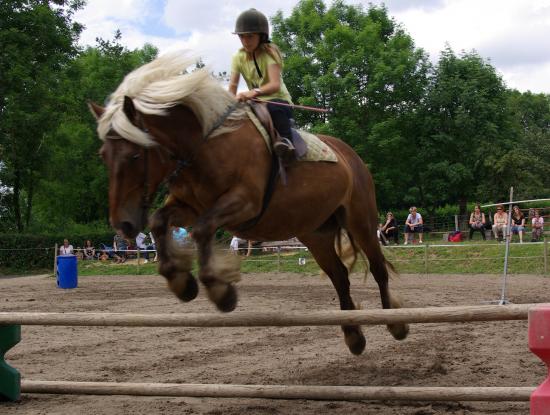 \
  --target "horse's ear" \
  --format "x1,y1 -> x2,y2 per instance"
88,102 -> 105,120
123,96 -> 137,123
